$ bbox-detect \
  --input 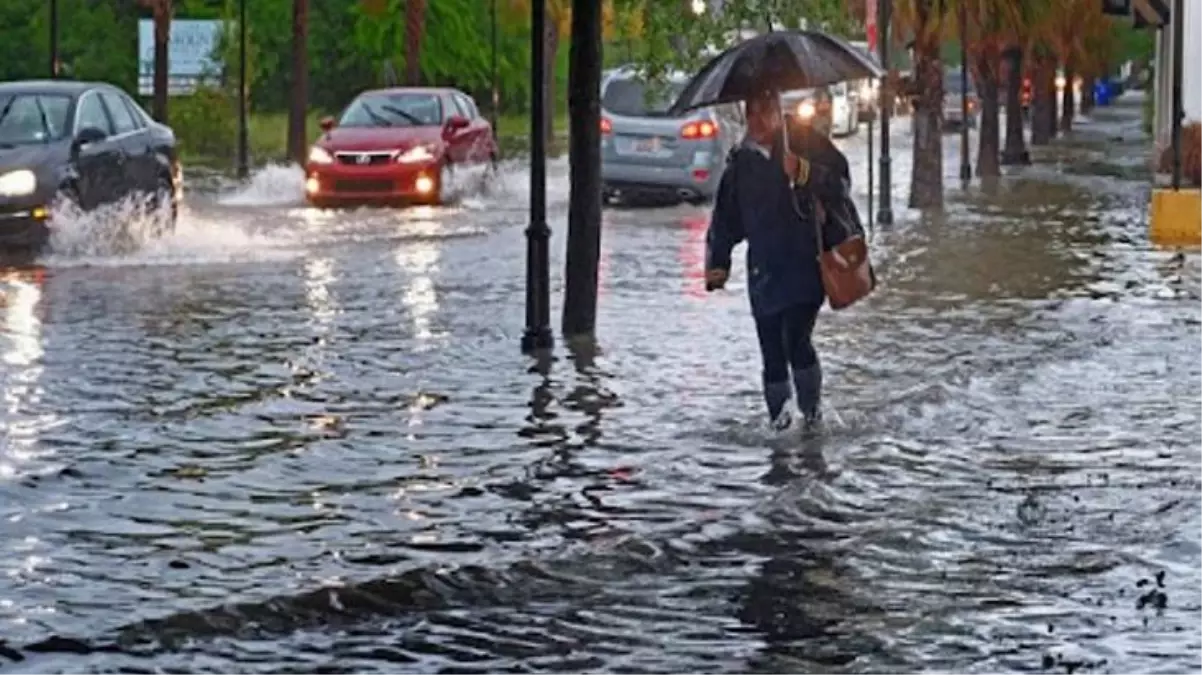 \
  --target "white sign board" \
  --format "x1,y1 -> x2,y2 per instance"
137,19 -> 223,96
